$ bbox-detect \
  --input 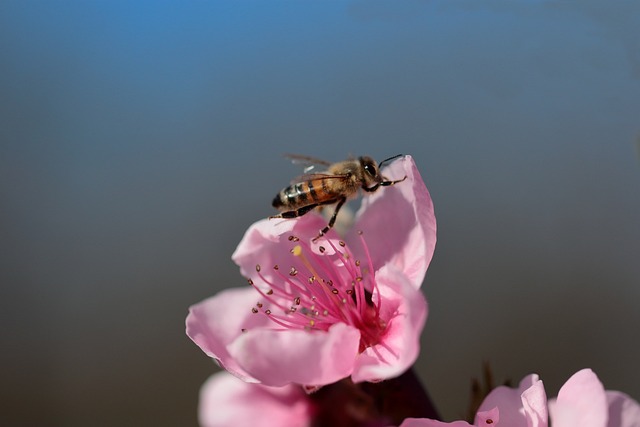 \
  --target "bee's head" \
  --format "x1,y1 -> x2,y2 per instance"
359,156 -> 382,186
